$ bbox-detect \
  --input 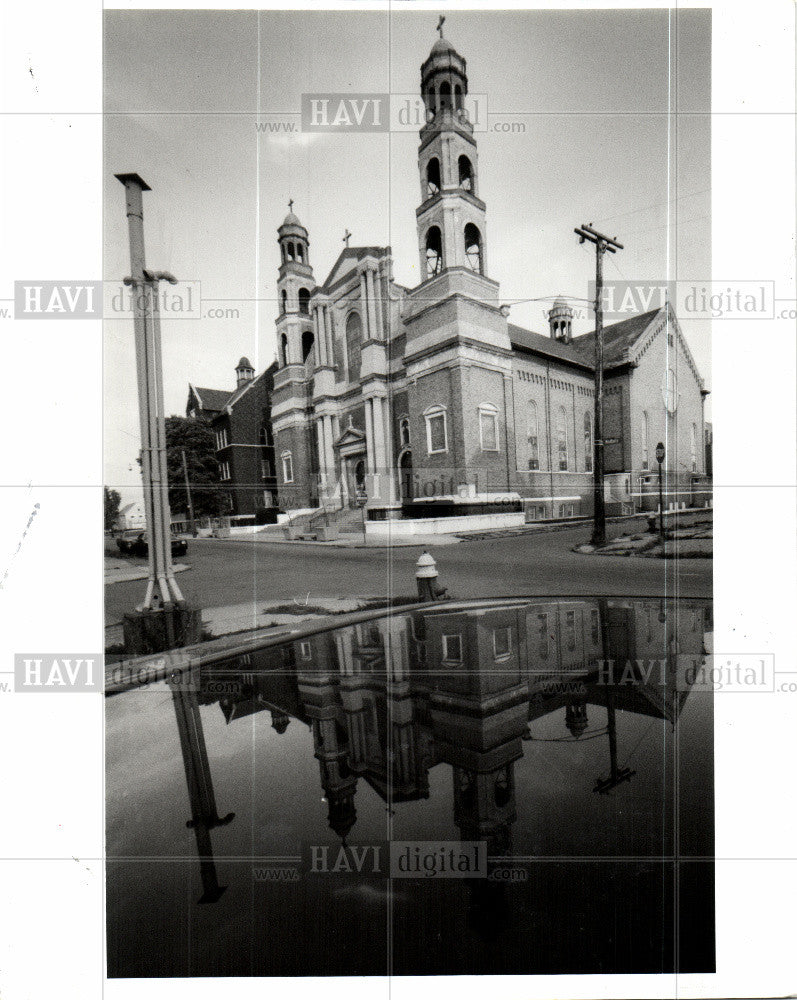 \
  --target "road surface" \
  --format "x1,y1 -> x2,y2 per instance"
105,524 -> 711,625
